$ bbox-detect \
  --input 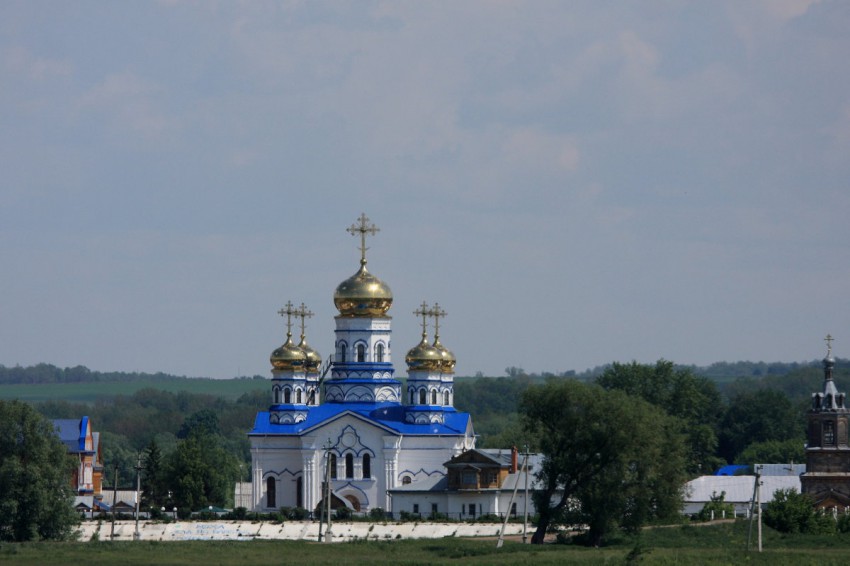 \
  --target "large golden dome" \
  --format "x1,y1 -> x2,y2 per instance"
334,264 -> 393,317
406,335 -> 443,372
270,333 -> 307,371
